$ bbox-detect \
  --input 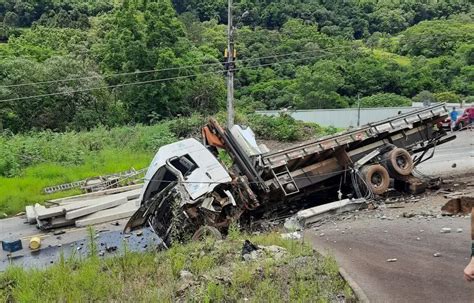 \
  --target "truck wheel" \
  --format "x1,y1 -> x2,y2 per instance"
386,148 -> 413,176
361,164 -> 390,195
191,226 -> 223,241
